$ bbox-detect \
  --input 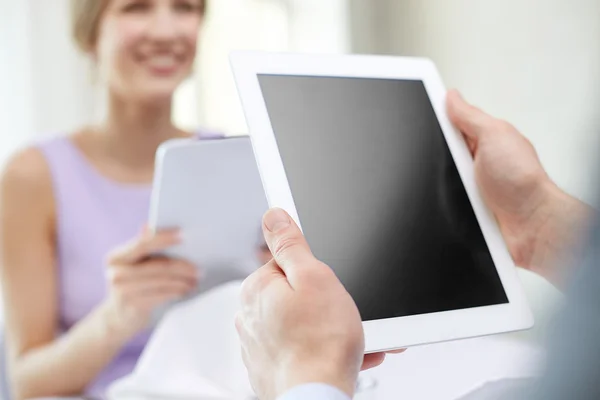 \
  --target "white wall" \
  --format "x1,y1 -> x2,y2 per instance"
0,0 -> 35,168
196,0 -> 350,135
0,0 -> 97,171
27,0 -> 97,137
349,0 -> 600,204
194,0 -> 291,135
